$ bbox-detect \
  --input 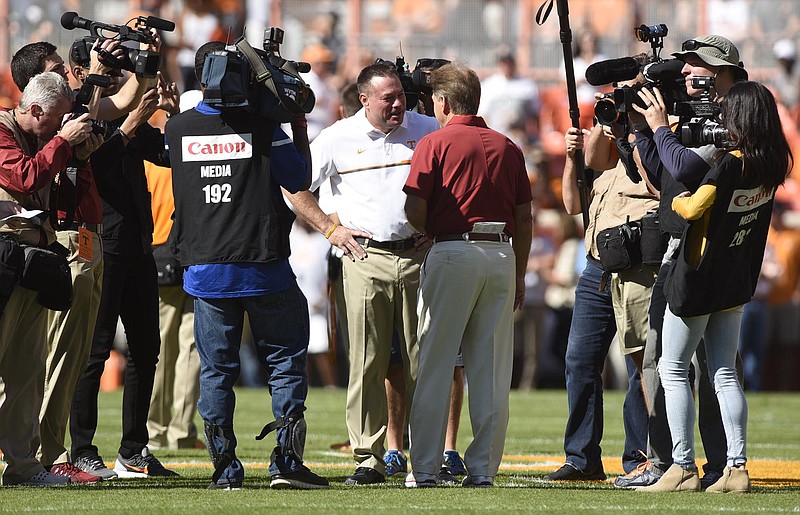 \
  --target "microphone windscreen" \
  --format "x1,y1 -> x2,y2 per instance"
643,59 -> 684,82
145,16 -> 176,32
585,57 -> 640,86
61,12 -> 79,29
